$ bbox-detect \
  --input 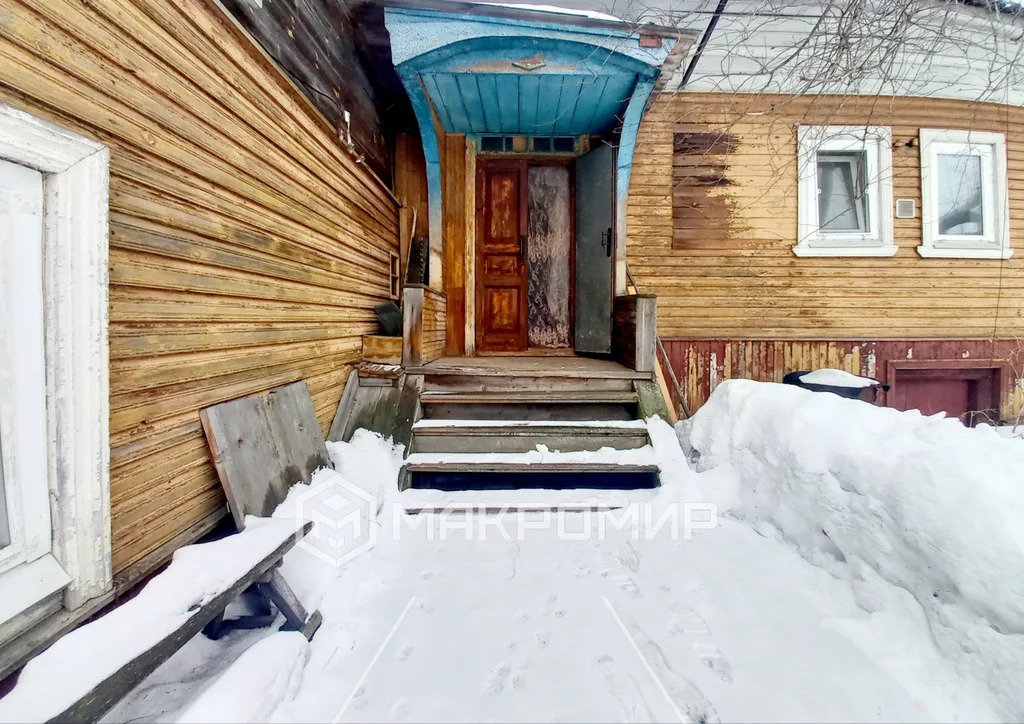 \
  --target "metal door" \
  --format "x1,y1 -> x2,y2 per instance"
574,144 -> 615,354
